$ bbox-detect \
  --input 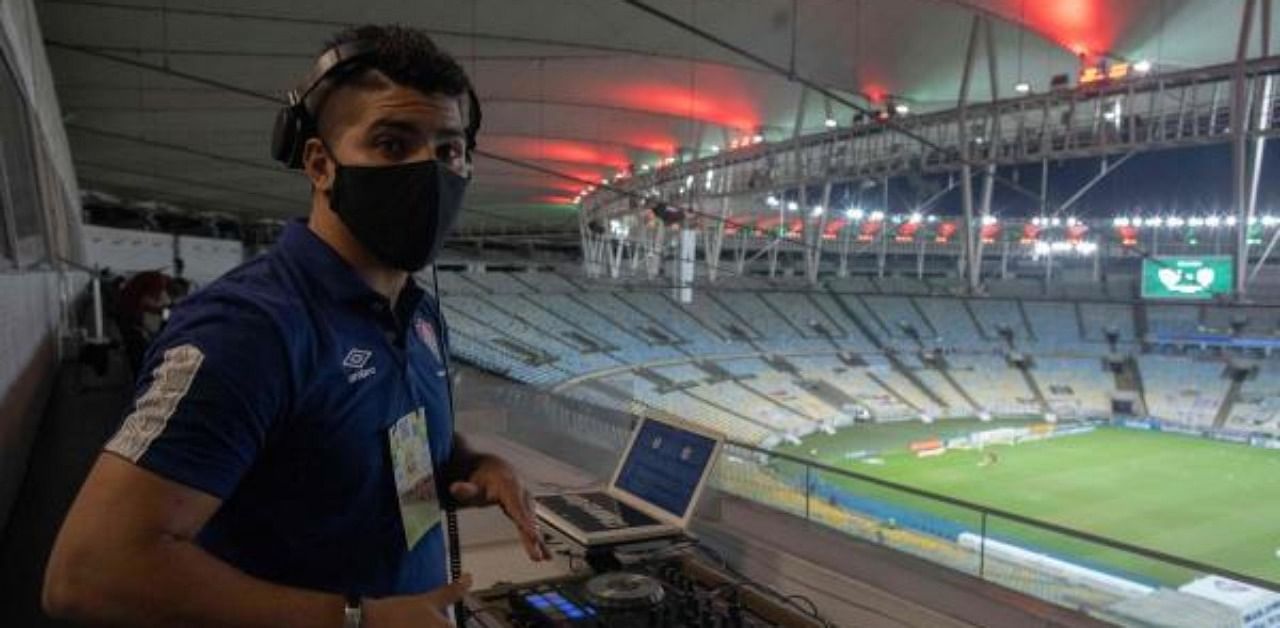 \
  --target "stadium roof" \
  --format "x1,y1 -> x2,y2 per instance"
40,0 -> 1268,231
